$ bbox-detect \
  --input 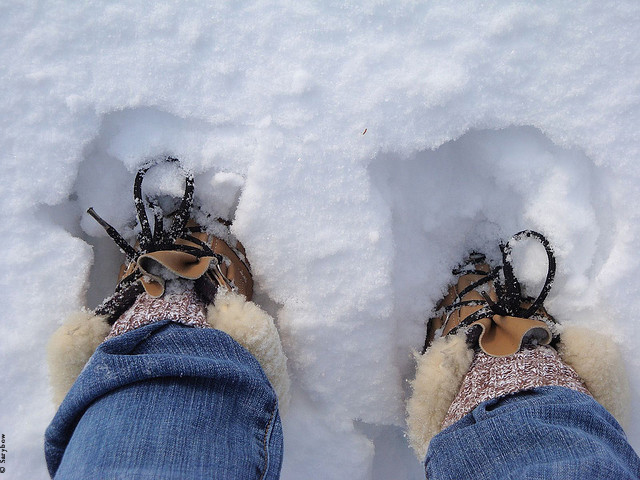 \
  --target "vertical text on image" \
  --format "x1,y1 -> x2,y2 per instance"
0,433 -> 6,473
